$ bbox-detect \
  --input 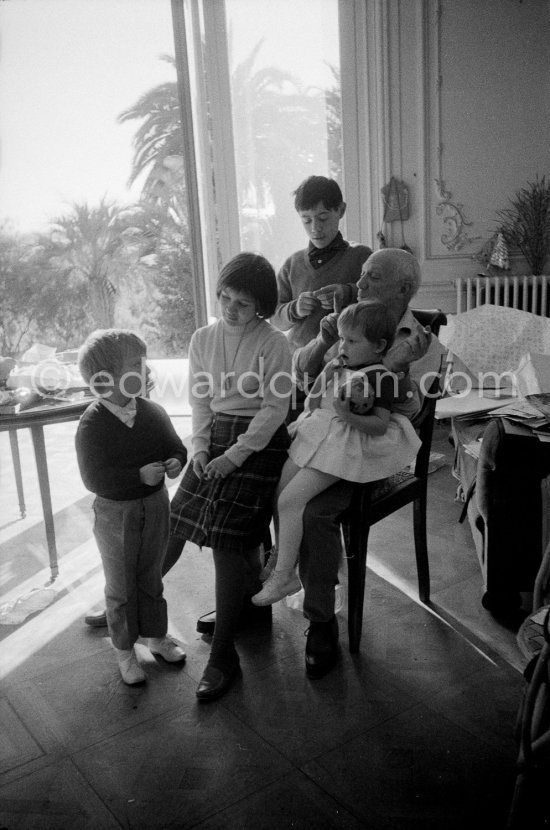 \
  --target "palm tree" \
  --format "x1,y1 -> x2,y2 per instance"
48,199 -> 126,328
